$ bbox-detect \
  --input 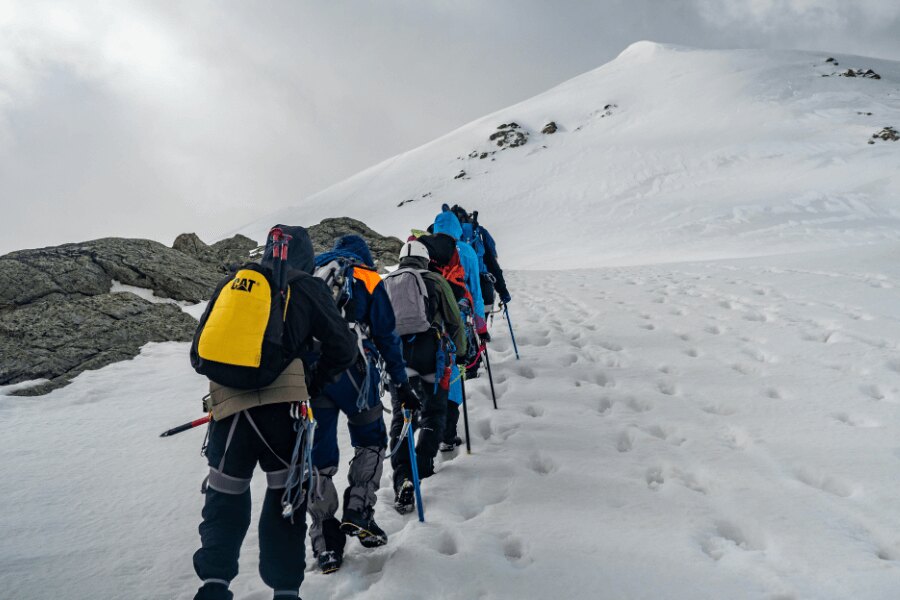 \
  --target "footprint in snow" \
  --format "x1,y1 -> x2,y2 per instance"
502,534 -> 533,567
516,365 -> 536,380
764,387 -> 785,400
435,530 -> 459,556
527,451 -> 557,475
700,520 -> 763,561
861,384 -> 887,401
701,402 -> 737,416
645,466 -> 665,489
616,429 -> 635,453
523,404 -> 545,418
793,467 -> 856,498
684,348 -> 700,358
831,412 -> 880,428
643,424 -> 686,446
657,381 -> 679,396
455,483 -> 511,521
